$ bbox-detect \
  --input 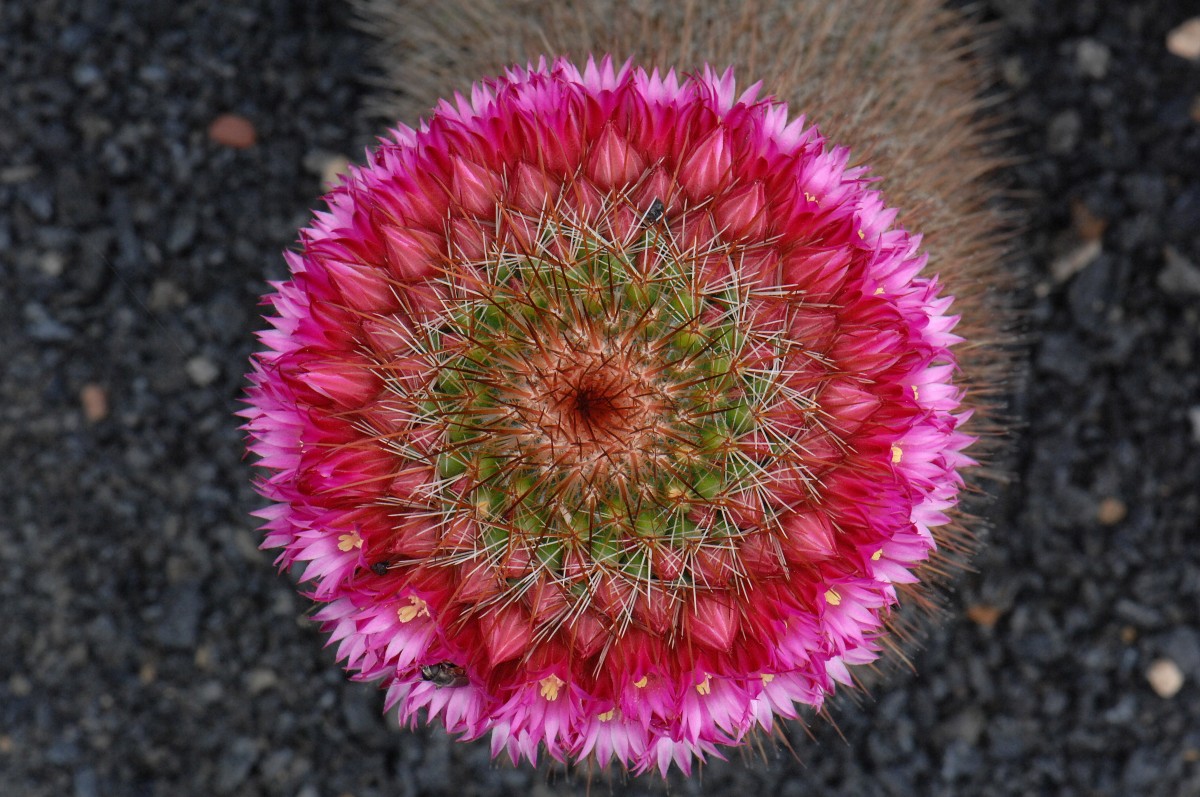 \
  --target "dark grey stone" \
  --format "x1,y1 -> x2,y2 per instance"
1047,109 -> 1082,154
1035,332 -> 1091,385
72,768 -> 99,797
1158,246 -> 1200,297
153,584 -> 204,649
213,737 -> 260,795
1159,627 -> 1200,677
